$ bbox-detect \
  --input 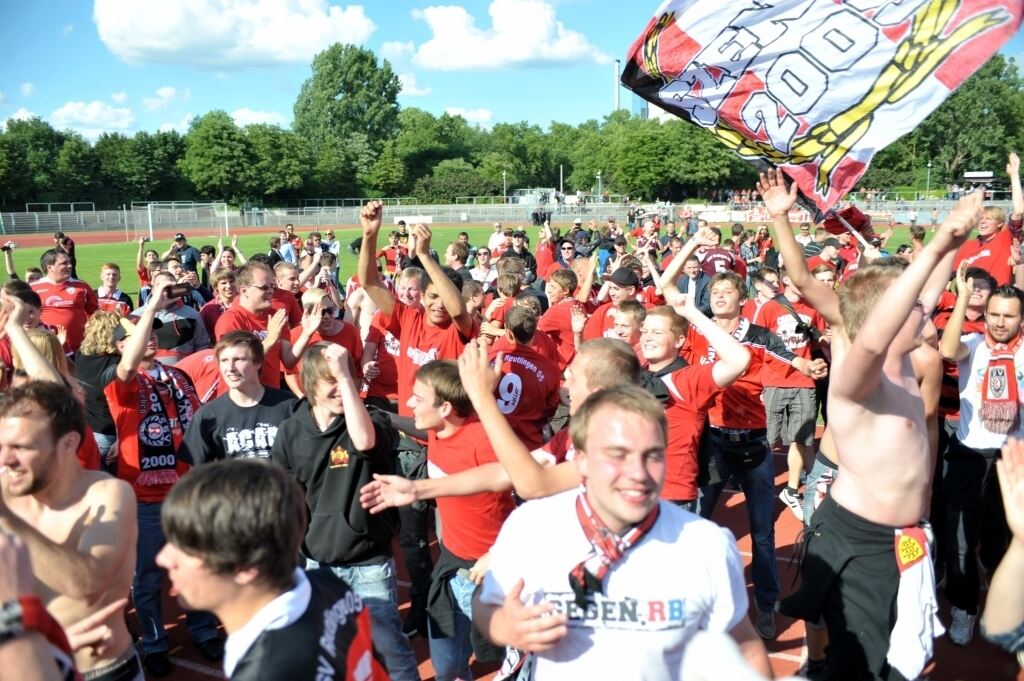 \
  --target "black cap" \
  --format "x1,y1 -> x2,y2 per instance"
174,233 -> 186,241
614,236 -> 627,245
512,230 -> 527,238
608,267 -> 640,289
112,316 -> 163,342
